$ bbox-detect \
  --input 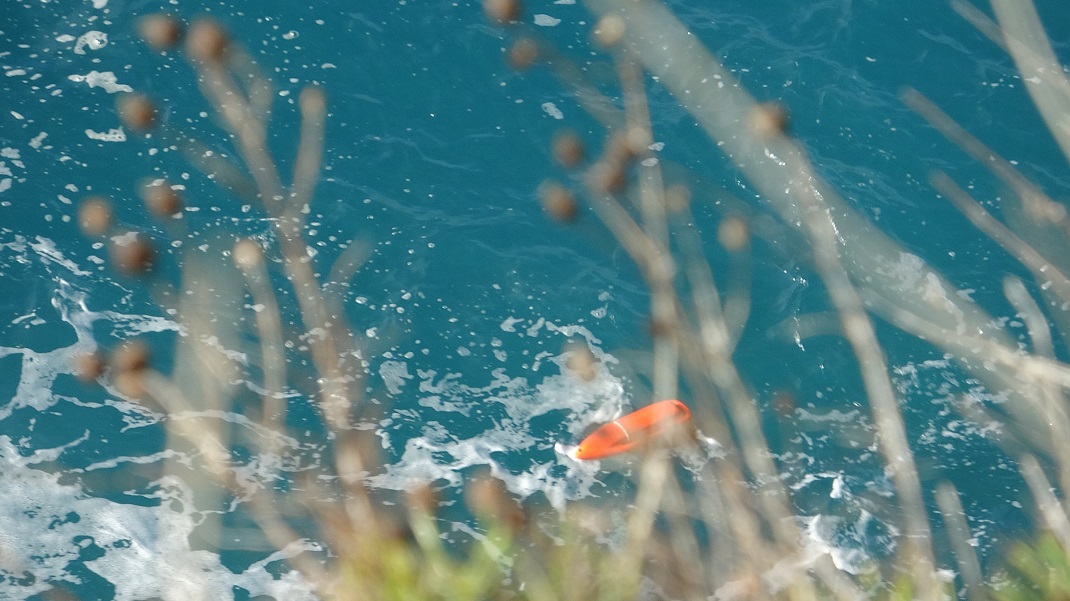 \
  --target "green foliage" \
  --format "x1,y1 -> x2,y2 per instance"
333,523 -> 508,601
994,533 -> 1070,601
328,494 -> 647,601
